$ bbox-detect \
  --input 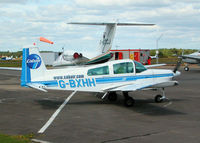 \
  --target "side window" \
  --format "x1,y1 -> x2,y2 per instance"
134,61 -> 147,73
87,66 -> 109,76
113,62 -> 133,74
